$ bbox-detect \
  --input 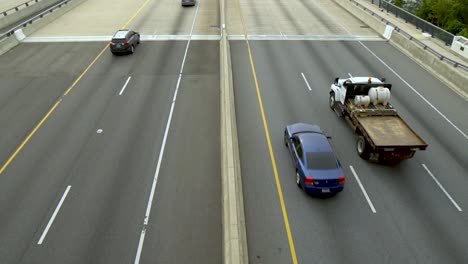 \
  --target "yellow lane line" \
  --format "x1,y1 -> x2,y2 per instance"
121,0 -> 152,29
234,0 -> 298,263
0,100 -> 61,175
64,45 -> 108,96
0,0 -> 153,175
